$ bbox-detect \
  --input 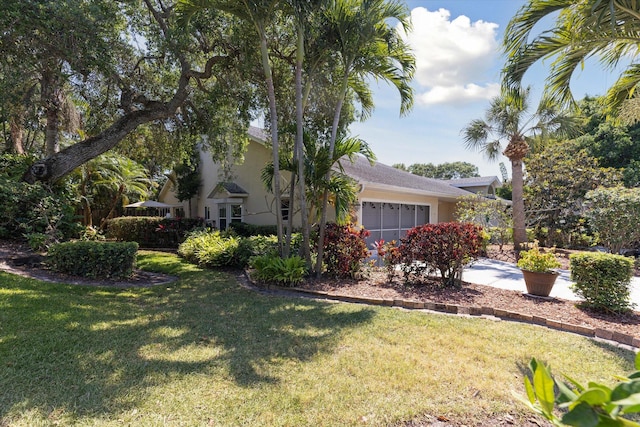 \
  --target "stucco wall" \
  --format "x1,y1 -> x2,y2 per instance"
162,139 -> 300,227
437,201 -> 457,223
